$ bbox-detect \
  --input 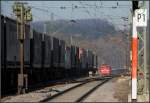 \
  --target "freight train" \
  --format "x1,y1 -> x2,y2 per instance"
1,15 -> 98,95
